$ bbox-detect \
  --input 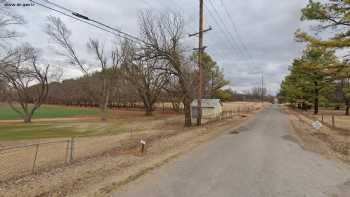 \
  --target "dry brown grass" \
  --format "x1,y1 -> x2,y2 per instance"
0,102 -> 264,183
0,103 -> 265,197
222,102 -> 267,112
285,107 -> 350,163
302,110 -> 350,135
